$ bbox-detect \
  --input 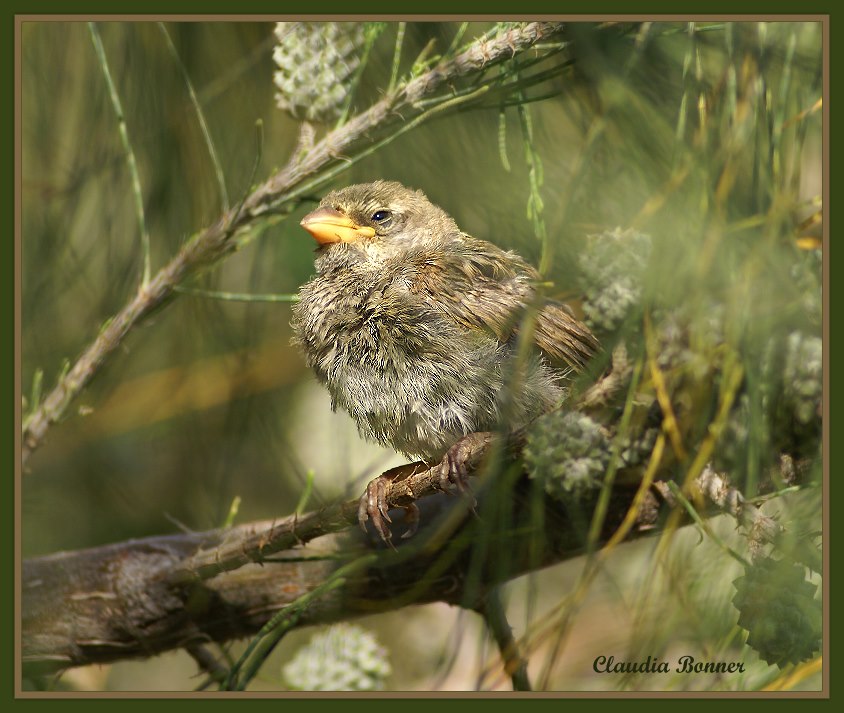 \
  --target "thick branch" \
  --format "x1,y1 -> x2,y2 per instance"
22,452 -> 810,678
23,460 -> 659,678
21,21 -> 566,467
